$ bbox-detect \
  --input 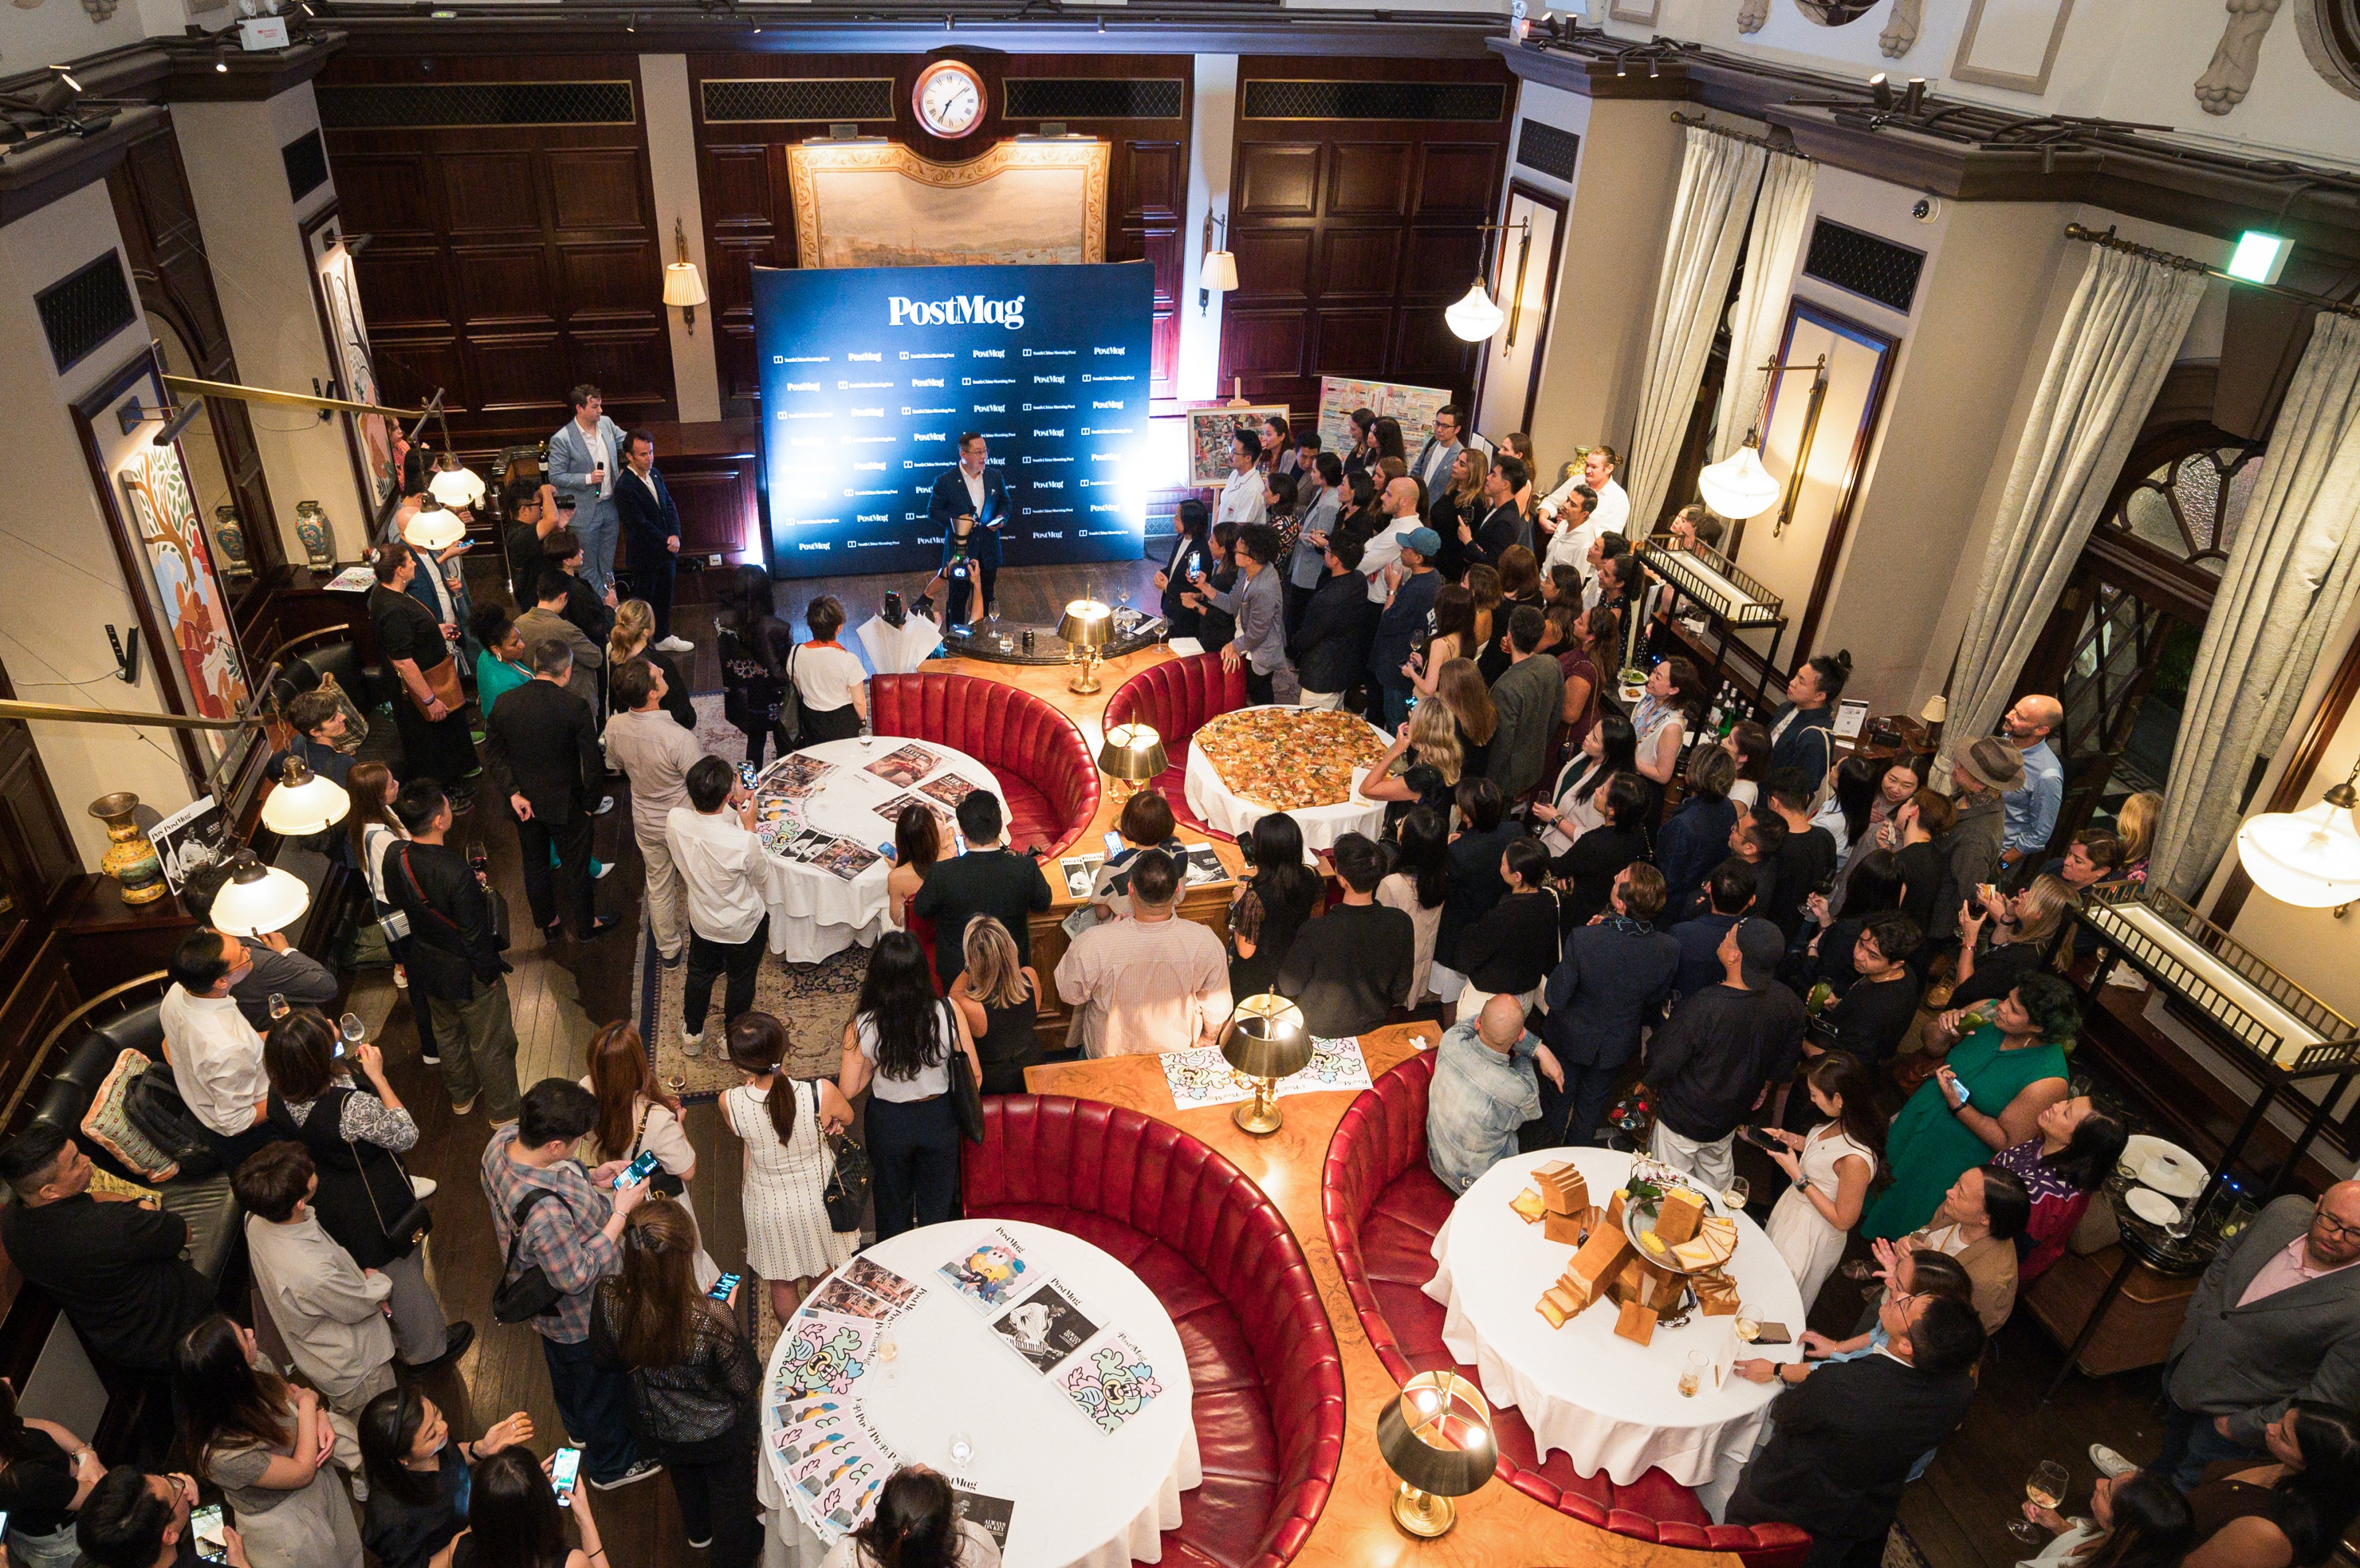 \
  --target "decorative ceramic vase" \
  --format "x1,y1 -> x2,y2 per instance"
88,792 -> 166,904
295,500 -> 337,572
212,503 -> 252,579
